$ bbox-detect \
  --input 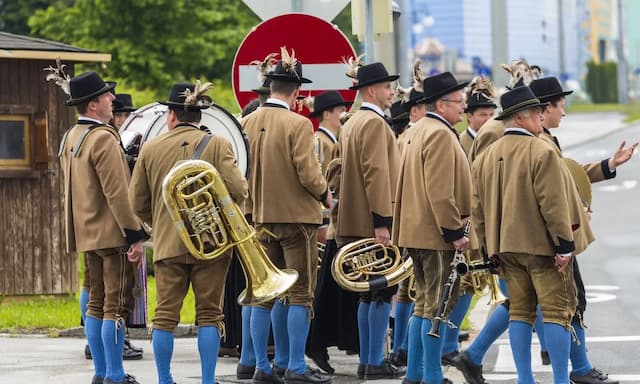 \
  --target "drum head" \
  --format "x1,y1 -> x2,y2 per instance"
120,102 -> 249,176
